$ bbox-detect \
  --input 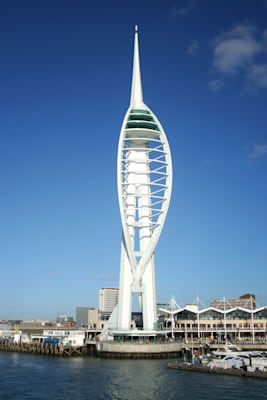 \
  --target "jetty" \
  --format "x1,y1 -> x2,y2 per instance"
167,361 -> 267,379
0,339 -> 96,357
